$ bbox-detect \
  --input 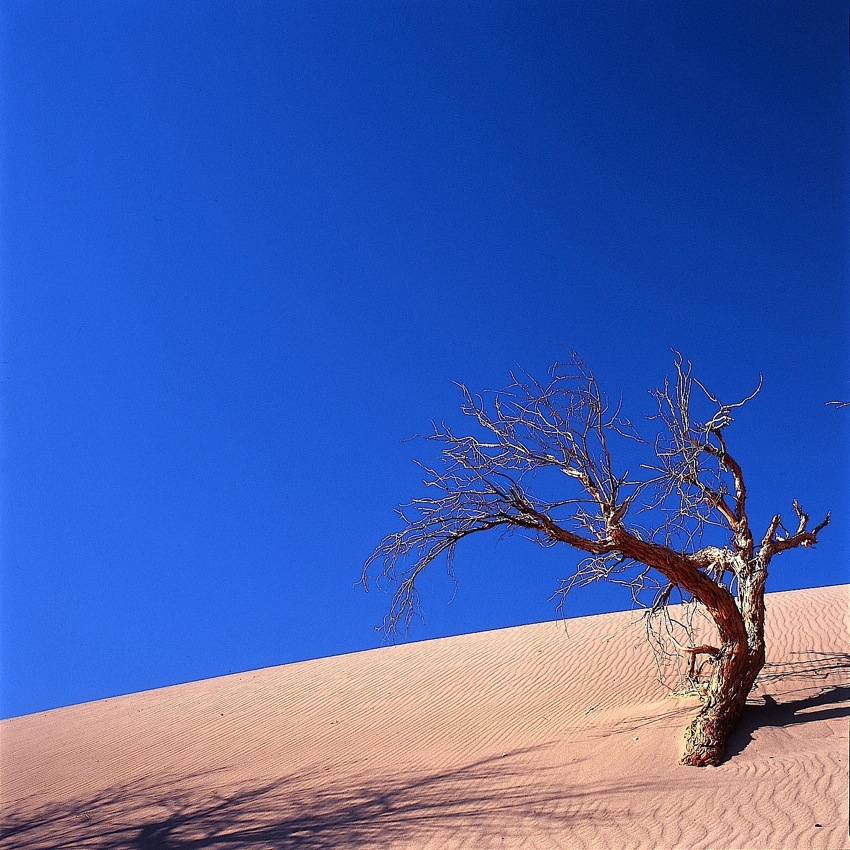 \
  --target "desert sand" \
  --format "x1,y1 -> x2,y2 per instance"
1,584 -> 847,849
